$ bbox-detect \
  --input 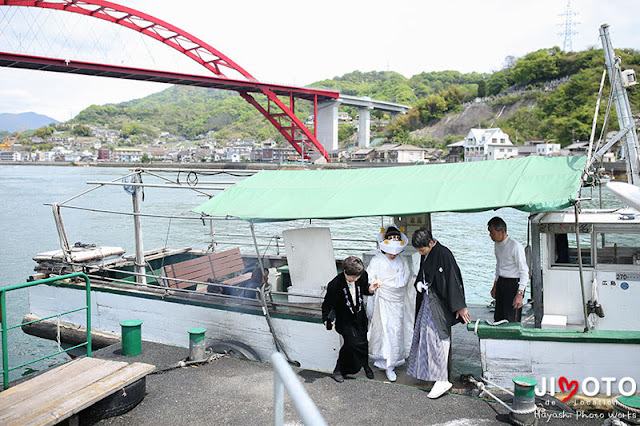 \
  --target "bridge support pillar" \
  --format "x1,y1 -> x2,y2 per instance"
317,100 -> 339,152
358,106 -> 372,147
